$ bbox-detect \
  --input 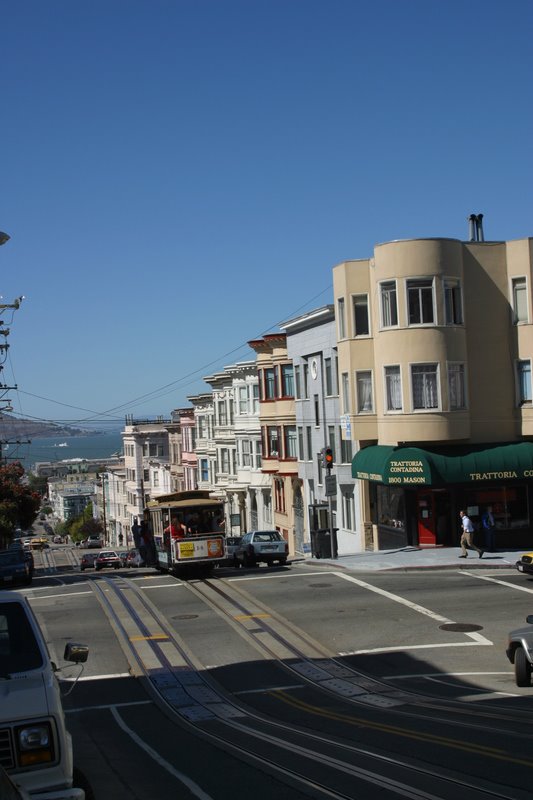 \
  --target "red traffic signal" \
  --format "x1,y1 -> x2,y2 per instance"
324,447 -> 333,468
